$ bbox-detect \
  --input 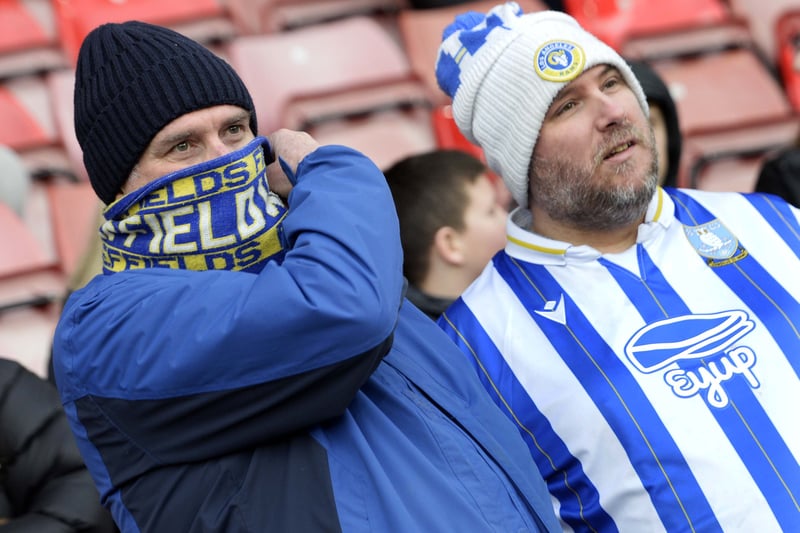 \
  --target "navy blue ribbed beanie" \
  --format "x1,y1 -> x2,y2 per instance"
74,21 -> 257,204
